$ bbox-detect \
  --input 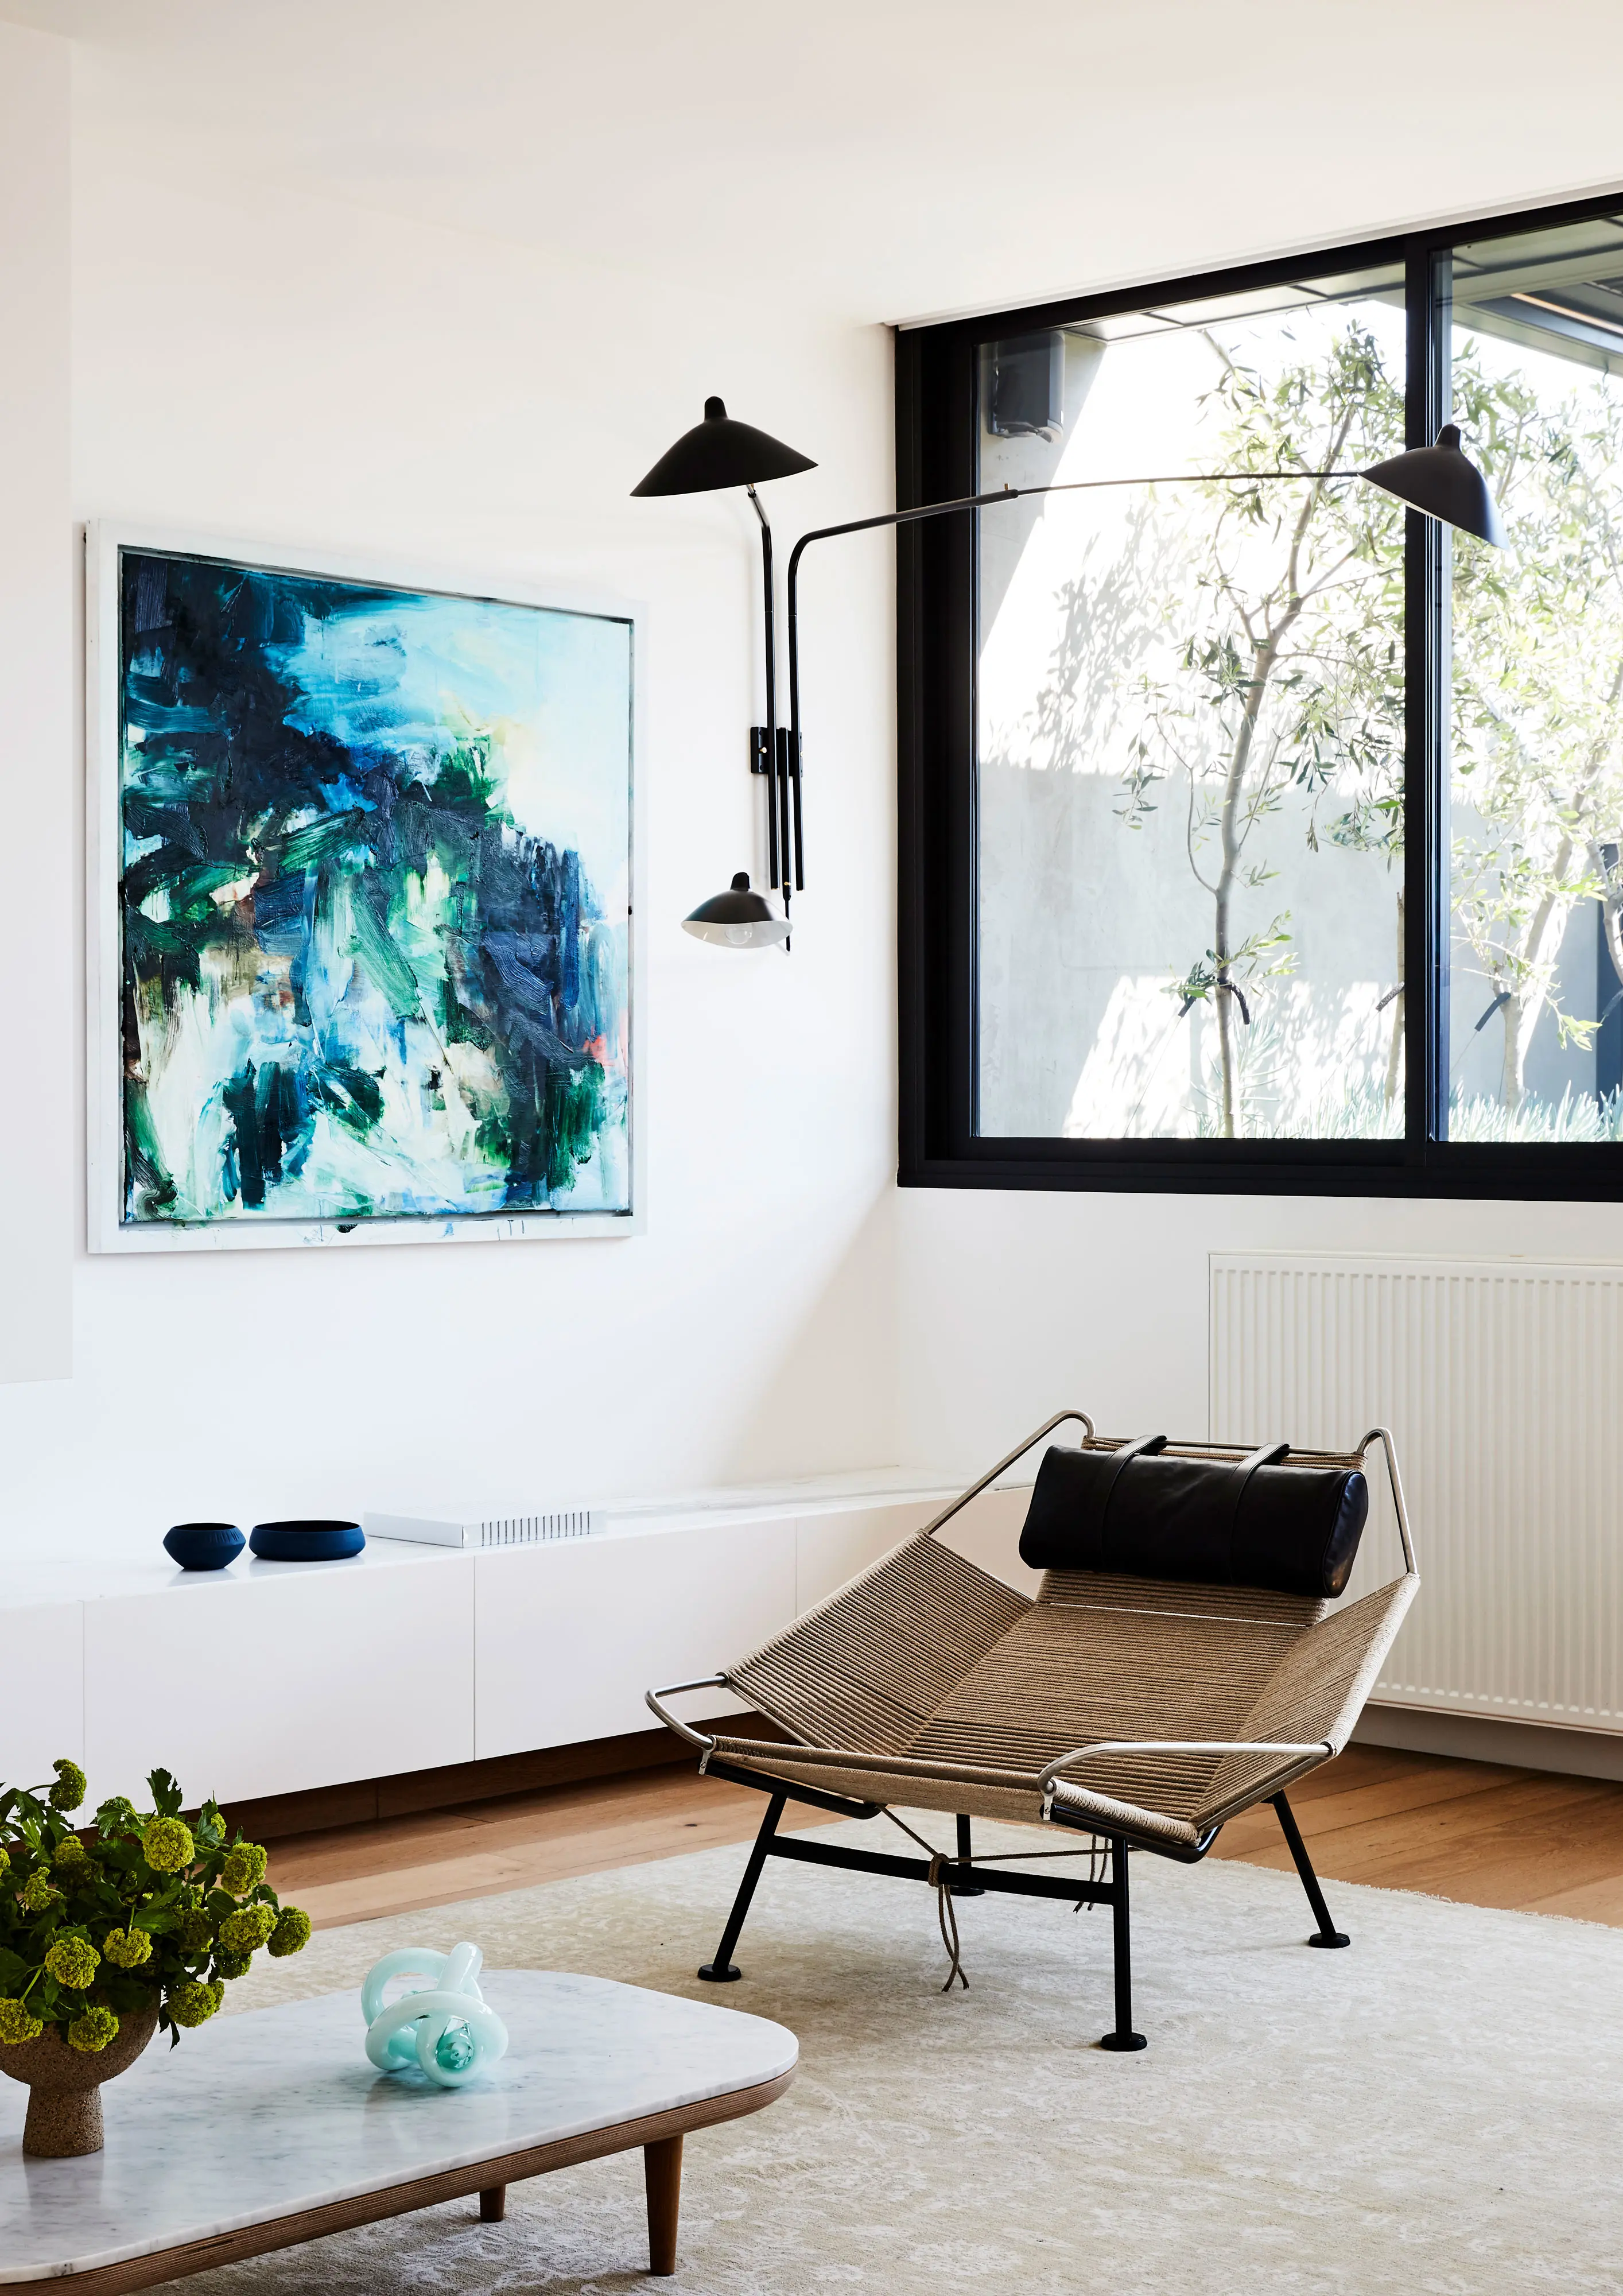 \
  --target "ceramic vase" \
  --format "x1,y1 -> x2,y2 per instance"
0,2000 -> 160,2157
